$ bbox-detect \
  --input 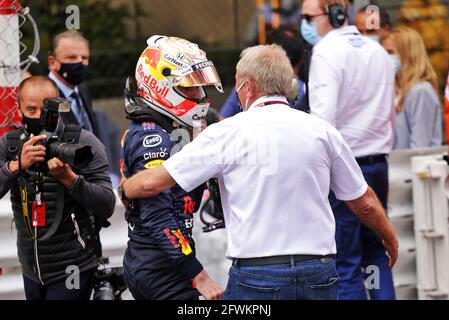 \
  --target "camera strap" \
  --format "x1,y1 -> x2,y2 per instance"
18,178 -> 35,240
38,184 -> 64,241
31,171 -> 46,229
6,129 -> 35,239
39,124 -> 80,242
61,124 -> 82,144
5,127 -> 26,162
